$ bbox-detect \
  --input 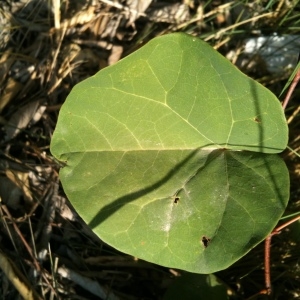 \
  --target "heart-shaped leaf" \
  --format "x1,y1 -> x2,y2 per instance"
51,33 -> 289,273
